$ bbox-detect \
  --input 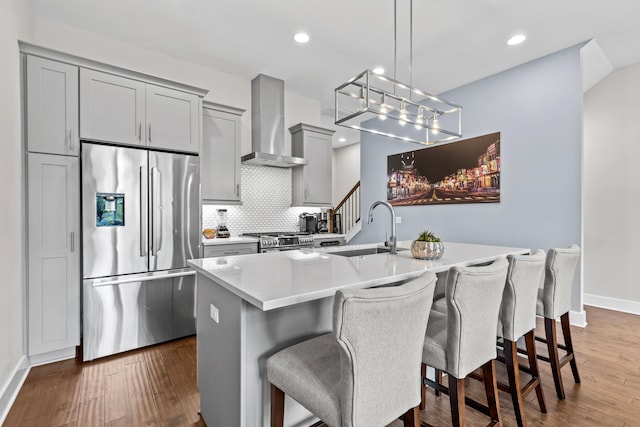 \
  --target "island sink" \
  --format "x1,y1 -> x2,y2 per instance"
329,247 -> 407,257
